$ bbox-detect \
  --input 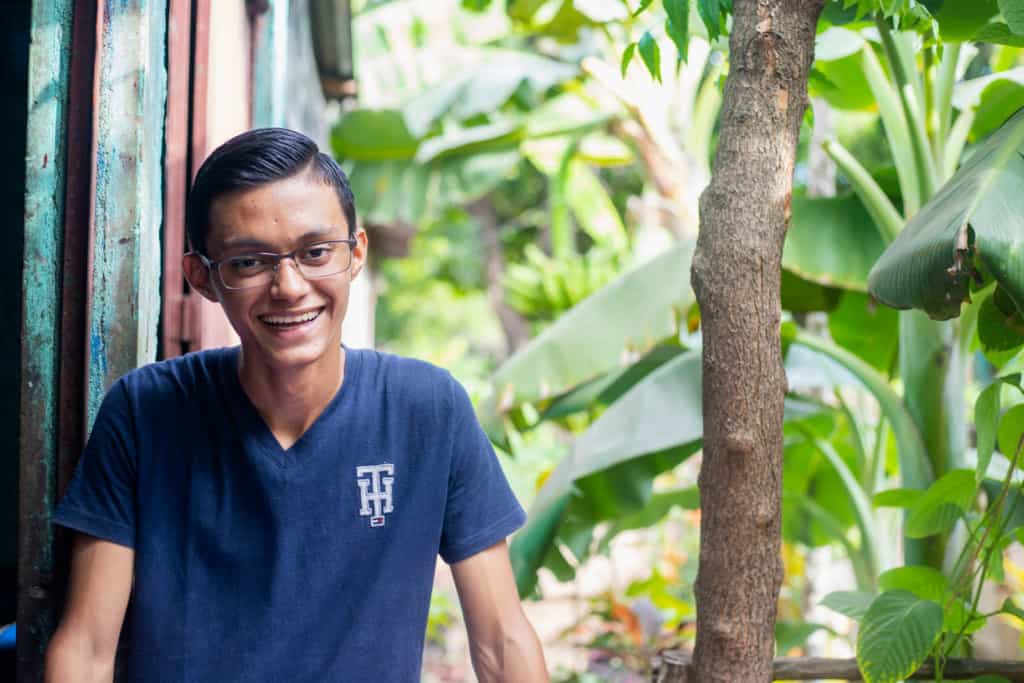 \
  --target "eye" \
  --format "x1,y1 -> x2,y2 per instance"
228,255 -> 271,274
299,243 -> 335,264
